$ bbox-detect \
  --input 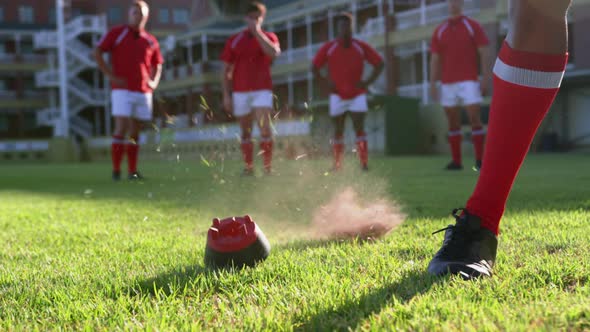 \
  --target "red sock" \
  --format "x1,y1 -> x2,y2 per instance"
260,137 -> 273,171
241,138 -> 254,170
448,130 -> 463,165
466,42 -> 568,235
111,135 -> 125,172
127,136 -> 139,174
332,135 -> 344,169
356,132 -> 368,167
471,126 -> 486,162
